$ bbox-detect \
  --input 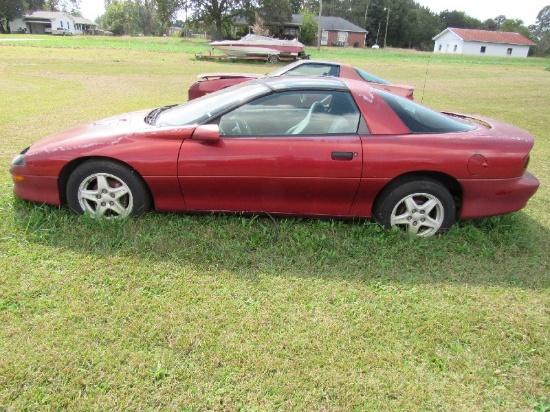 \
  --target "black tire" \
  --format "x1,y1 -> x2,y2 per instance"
267,54 -> 279,64
67,160 -> 151,218
373,178 -> 456,236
